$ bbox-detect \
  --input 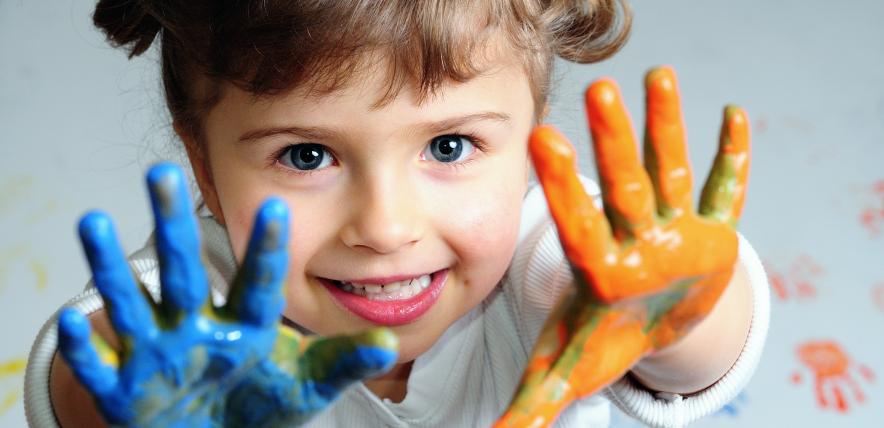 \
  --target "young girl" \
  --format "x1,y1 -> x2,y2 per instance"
24,0 -> 770,426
